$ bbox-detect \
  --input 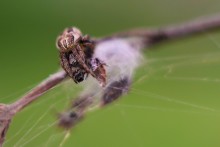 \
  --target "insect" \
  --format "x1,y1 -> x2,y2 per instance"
56,27 -> 106,86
